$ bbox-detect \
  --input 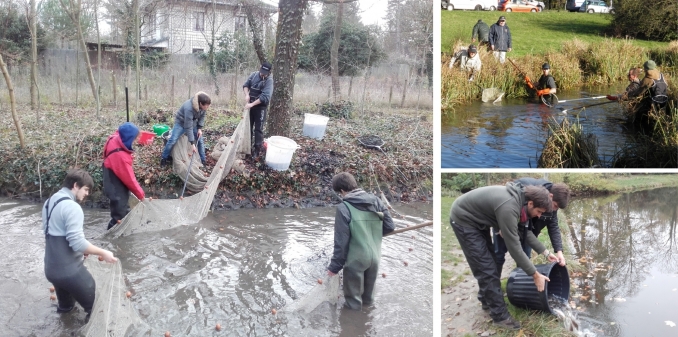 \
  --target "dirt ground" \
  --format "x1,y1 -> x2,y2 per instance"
441,244 -> 516,337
